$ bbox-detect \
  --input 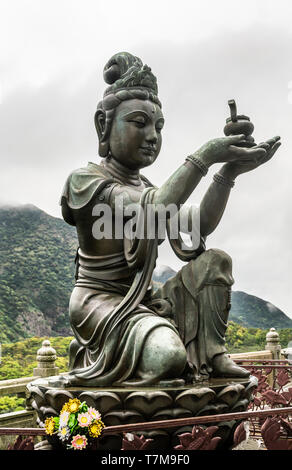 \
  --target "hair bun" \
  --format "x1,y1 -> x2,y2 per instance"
103,63 -> 121,85
103,52 -> 142,85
